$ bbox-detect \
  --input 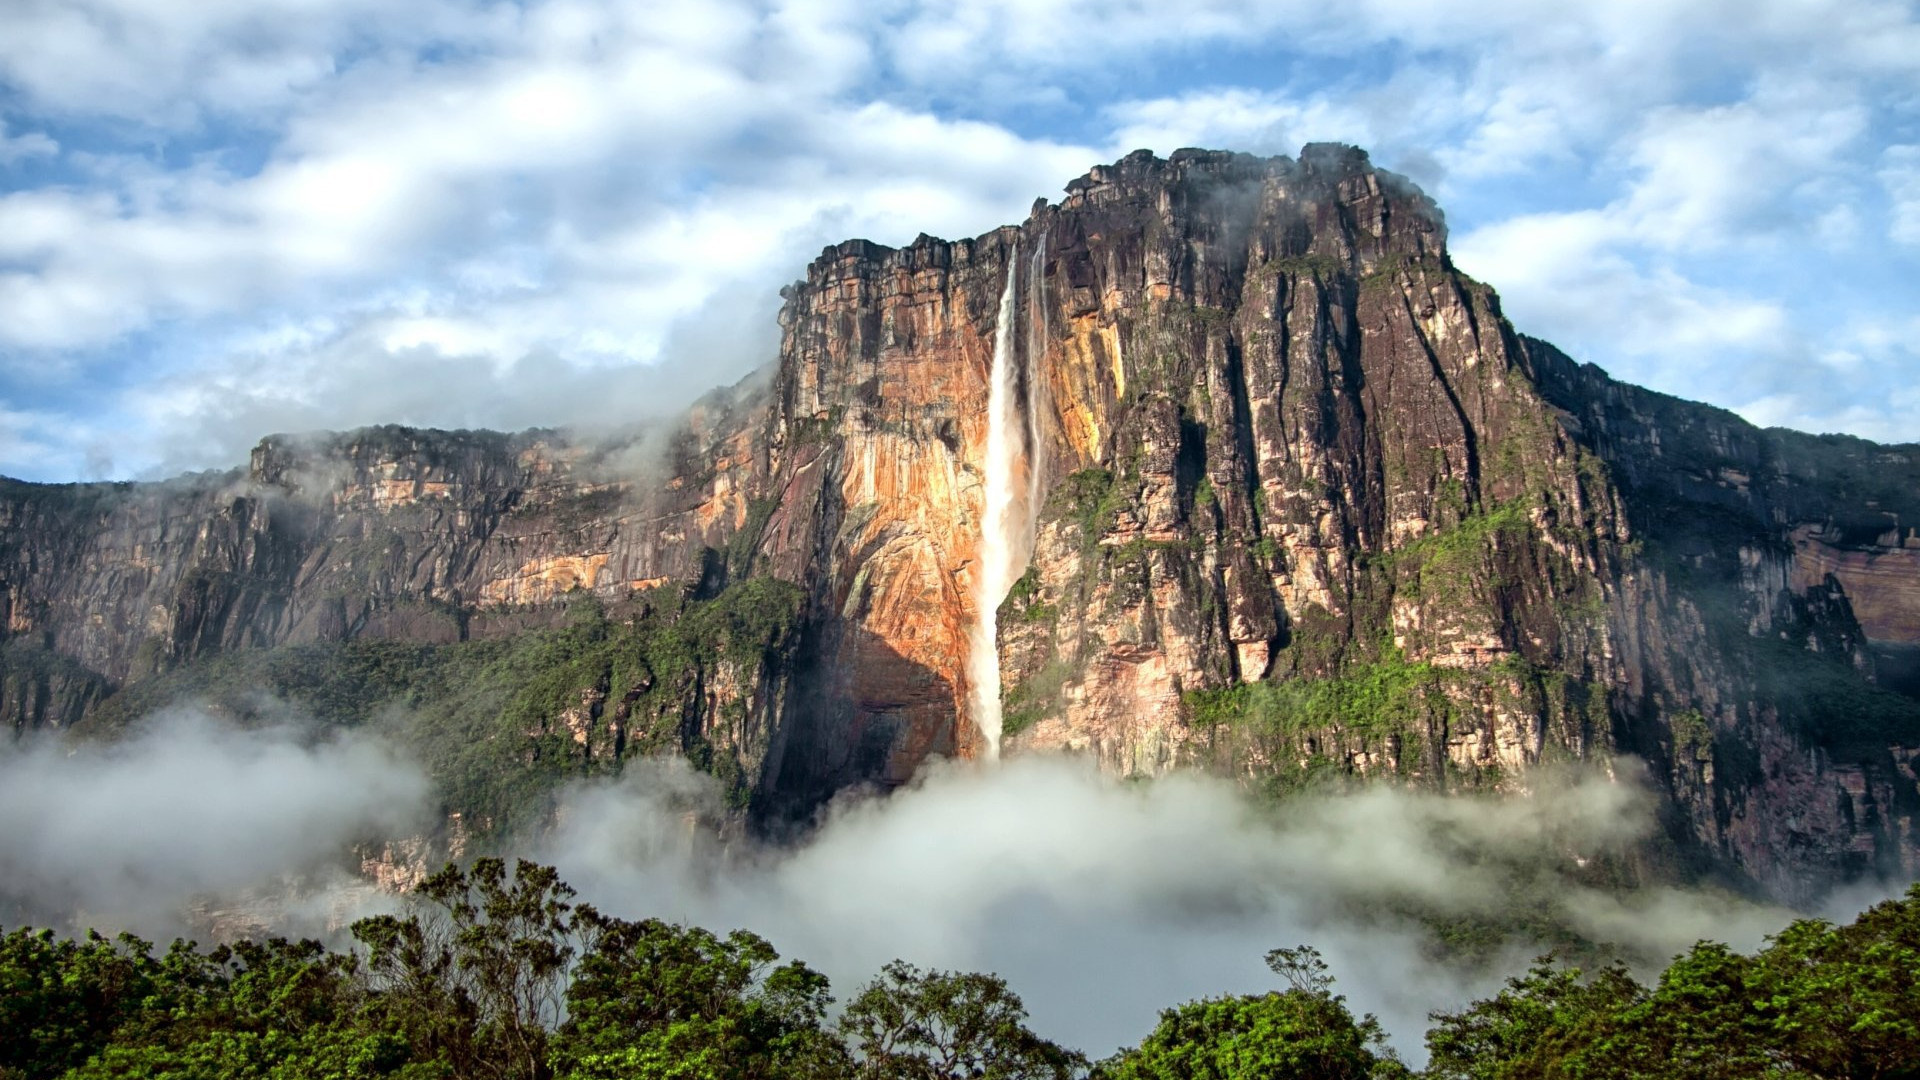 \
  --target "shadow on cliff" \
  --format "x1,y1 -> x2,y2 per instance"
759,622 -> 958,831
